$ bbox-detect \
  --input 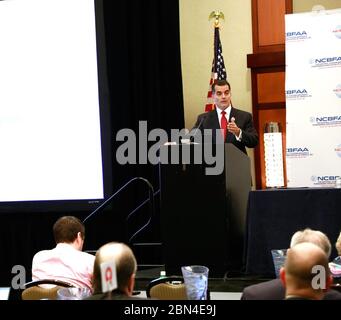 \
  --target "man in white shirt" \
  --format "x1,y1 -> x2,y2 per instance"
32,216 -> 95,290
